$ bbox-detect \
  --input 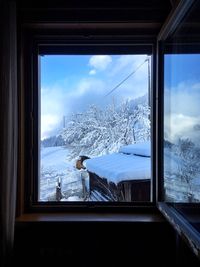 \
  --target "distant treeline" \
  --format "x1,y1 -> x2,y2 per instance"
41,135 -> 65,147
